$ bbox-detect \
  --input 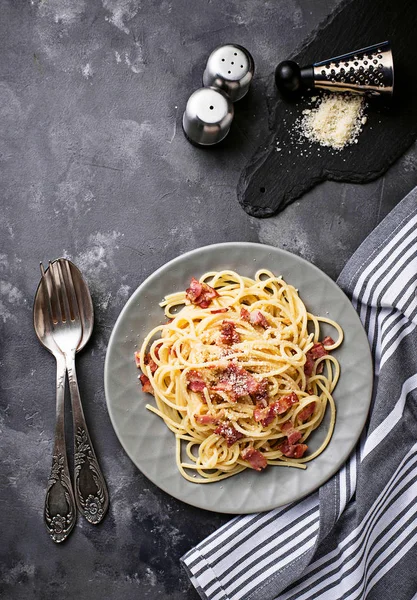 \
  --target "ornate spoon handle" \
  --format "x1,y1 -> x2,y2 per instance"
44,353 -> 77,543
66,352 -> 109,524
